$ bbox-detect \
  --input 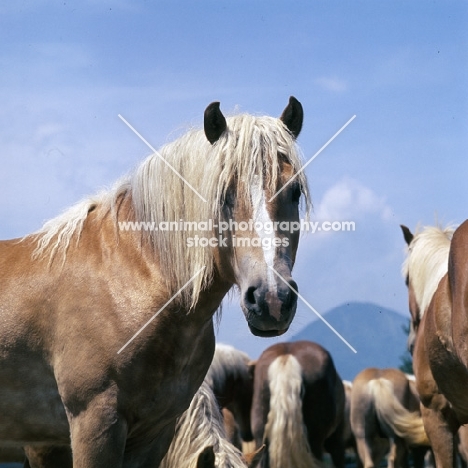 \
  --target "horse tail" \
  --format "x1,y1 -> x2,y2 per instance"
367,378 -> 429,446
264,354 -> 324,468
